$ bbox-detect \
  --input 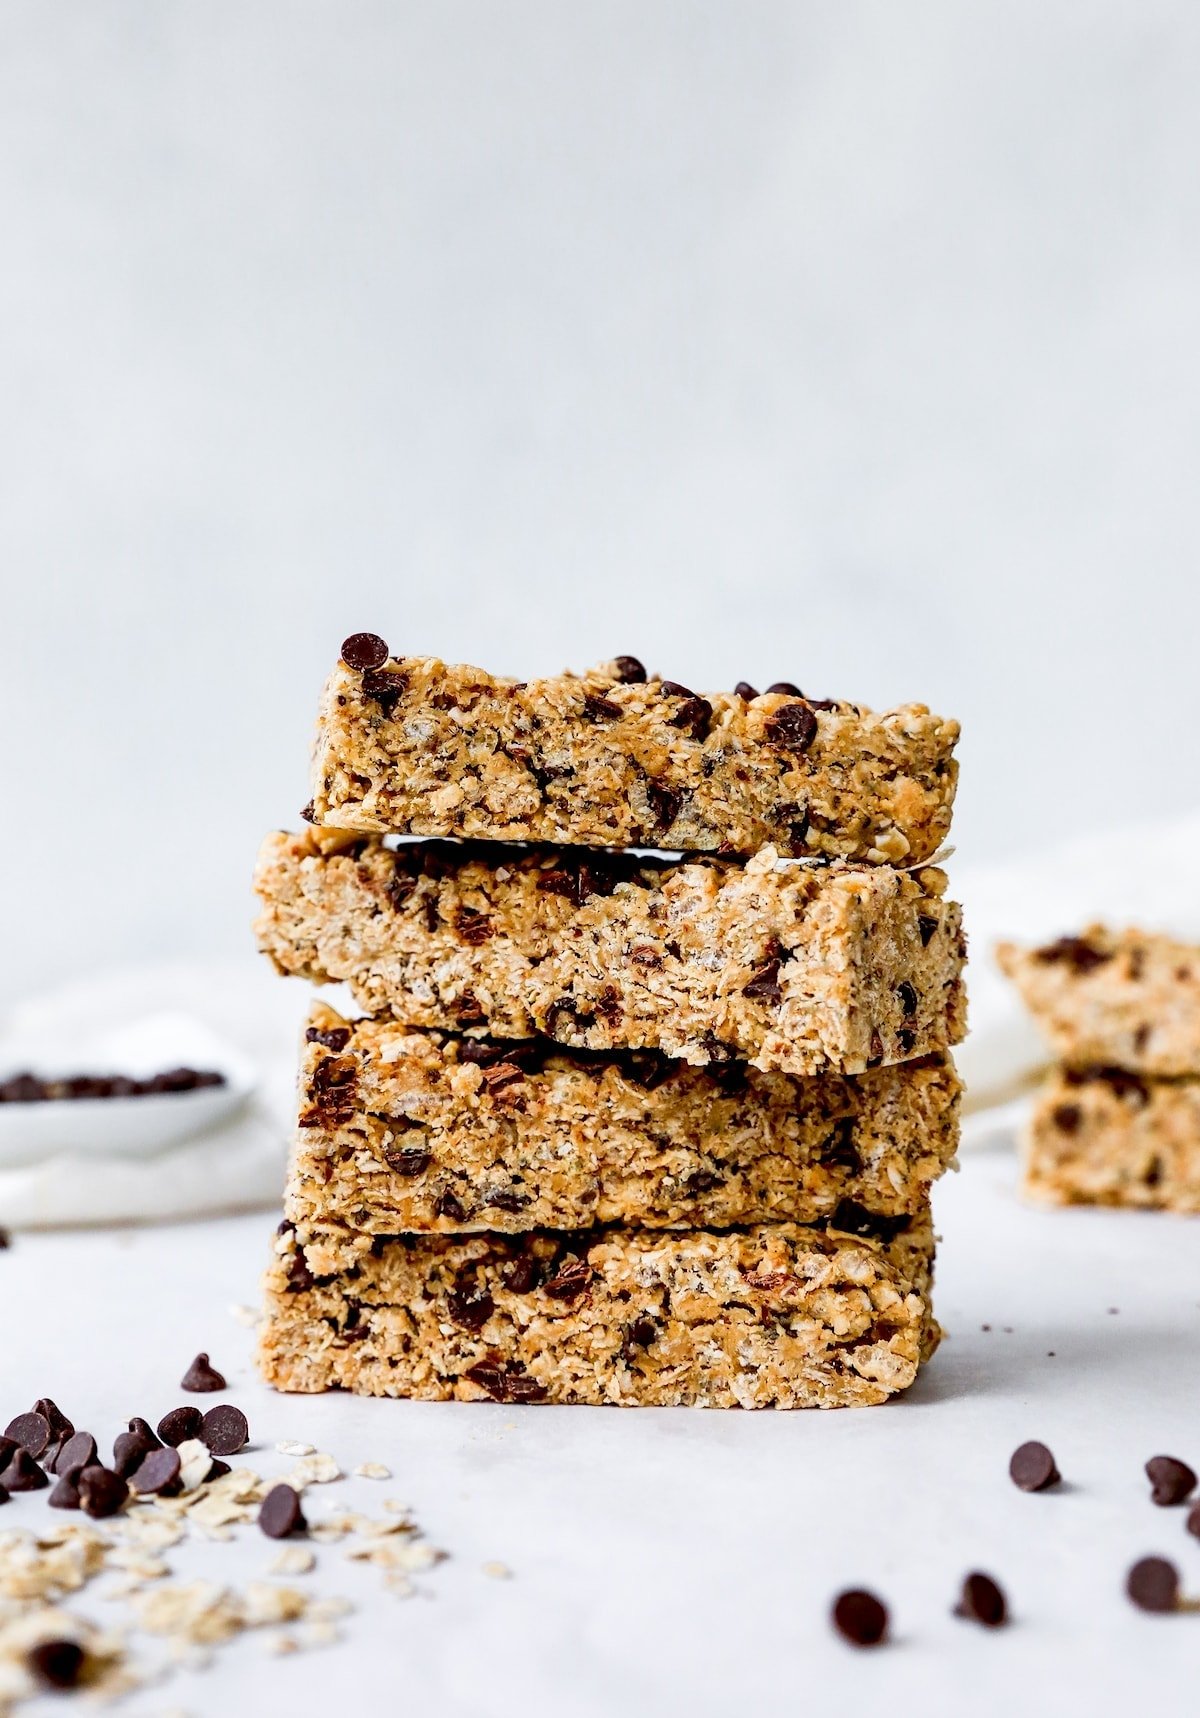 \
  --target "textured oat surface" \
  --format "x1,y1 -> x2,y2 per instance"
998,927 -> 1200,1077
259,1211 -> 936,1409
255,833 -> 967,1076
289,1003 -> 961,1233
1025,1065 -> 1200,1213
309,655 -> 960,862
